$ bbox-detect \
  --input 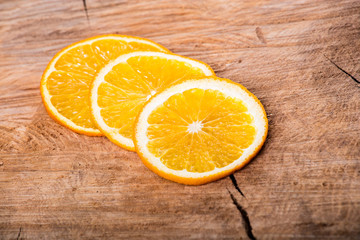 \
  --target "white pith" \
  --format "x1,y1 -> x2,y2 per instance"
146,90 -> 157,101
135,78 -> 267,178
90,51 -> 214,149
41,36 -> 168,134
